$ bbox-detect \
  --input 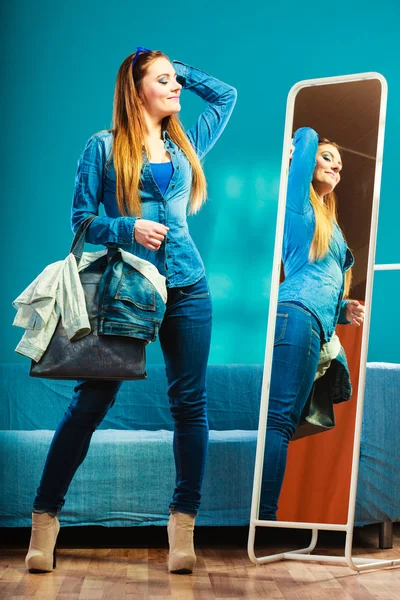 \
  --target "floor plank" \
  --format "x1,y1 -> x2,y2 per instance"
0,524 -> 399,599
